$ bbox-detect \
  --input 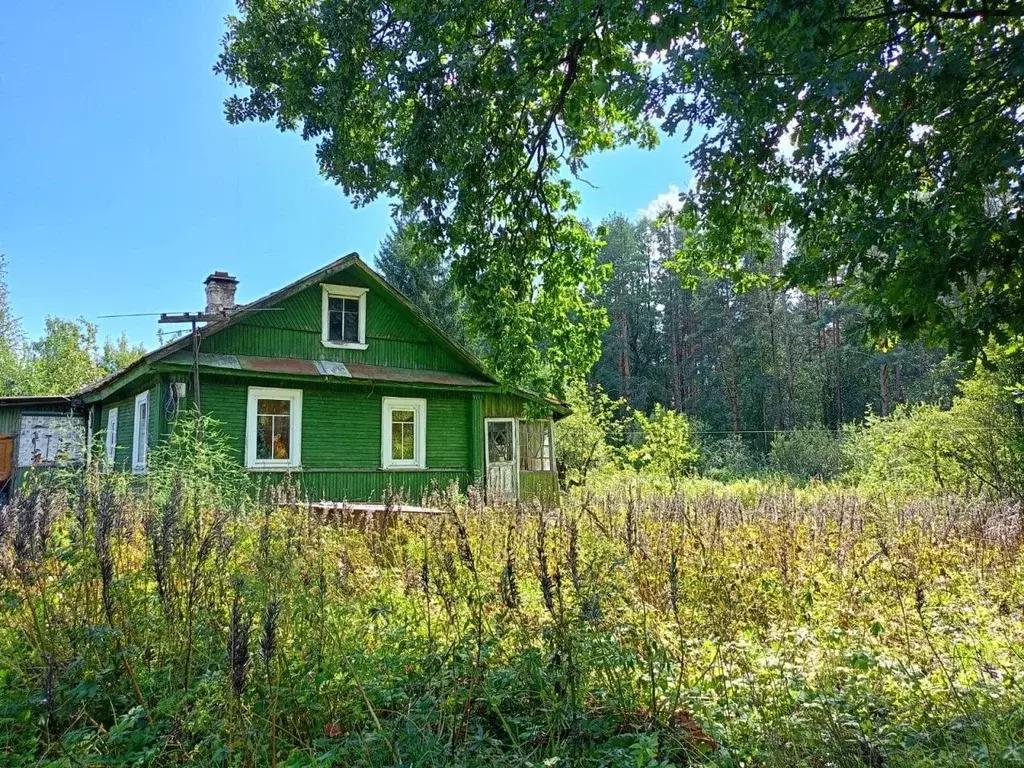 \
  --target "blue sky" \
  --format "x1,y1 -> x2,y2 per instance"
0,1 -> 692,349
